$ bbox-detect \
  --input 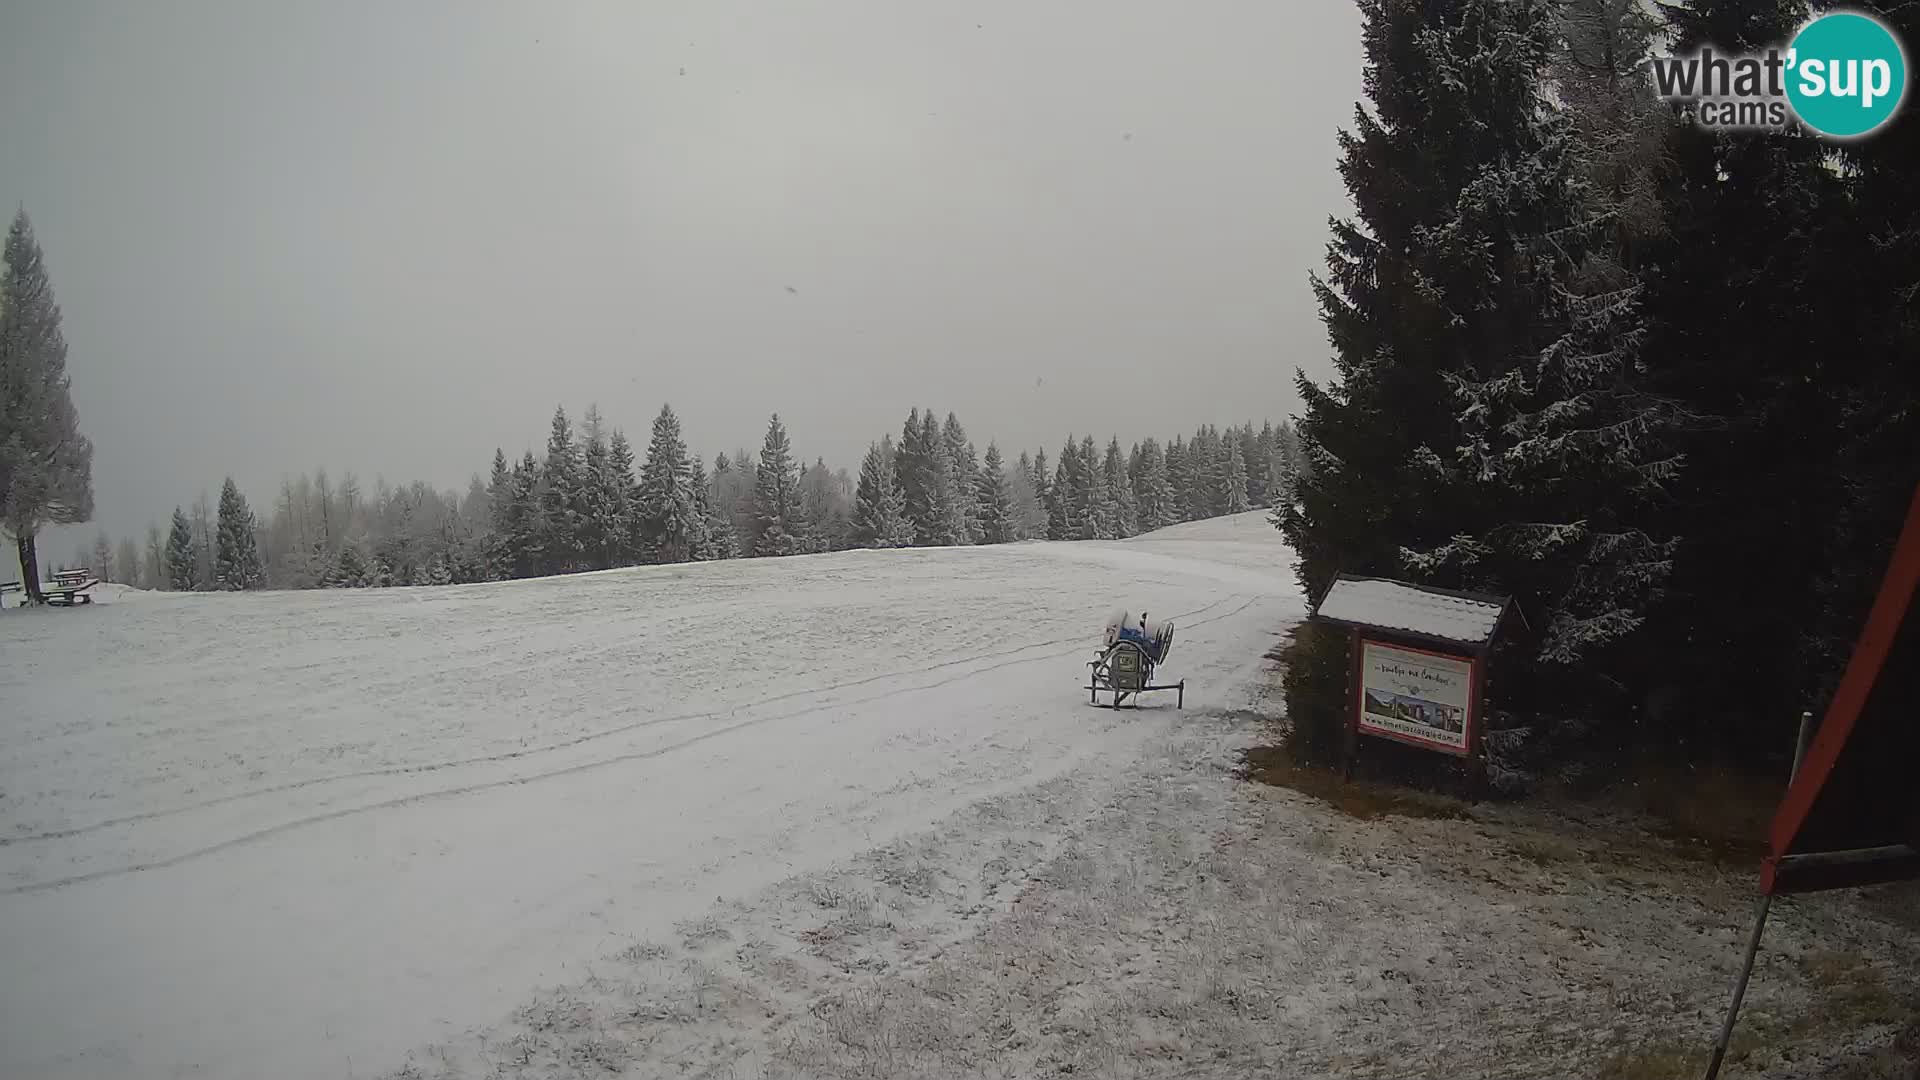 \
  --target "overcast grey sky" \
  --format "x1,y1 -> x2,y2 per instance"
2,1 -> 1361,548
